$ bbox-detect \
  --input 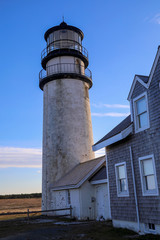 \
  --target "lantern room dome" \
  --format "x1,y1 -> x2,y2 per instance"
59,21 -> 67,27
44,21 -> 84,41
